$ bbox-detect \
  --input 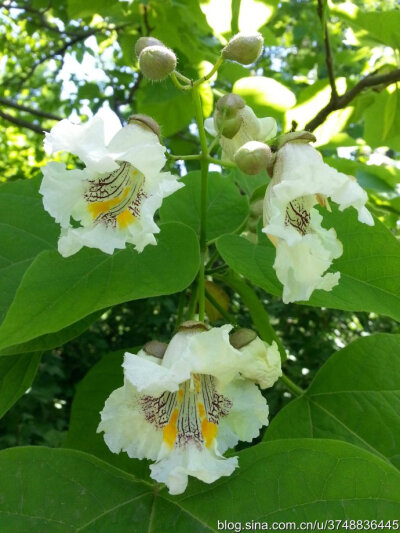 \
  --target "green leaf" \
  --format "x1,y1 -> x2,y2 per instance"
233,76 -> 296,122
0,352 -> 41,418
331,2 -> 400,50
230,167 -> 270,197
0,177 -> 57,323
64,349 -> 151,479
1,440 -> 400,529
364,88 -> 400,151
136,79 -> 195,137
159,171 -> 249,242
217,206 -> 400,320
0,222 -> 199,352
265,334 -> 400,469
0,312 -> 101,356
